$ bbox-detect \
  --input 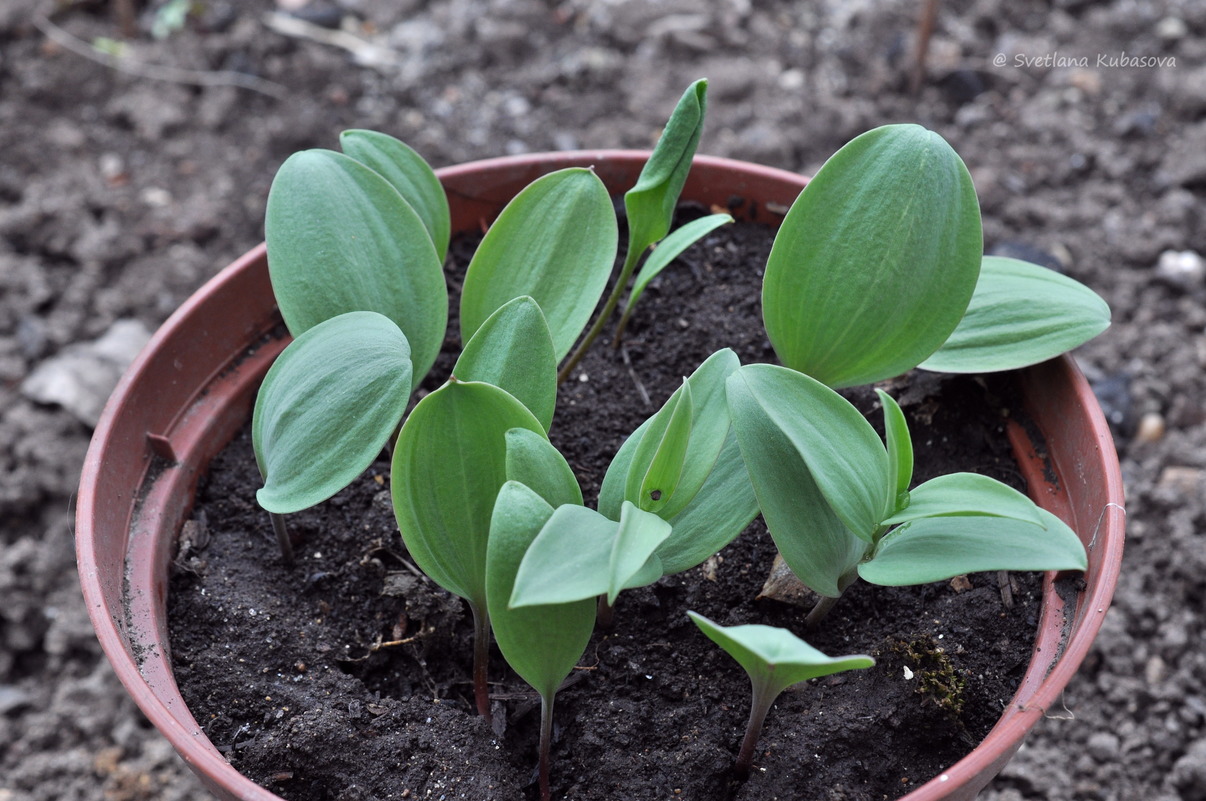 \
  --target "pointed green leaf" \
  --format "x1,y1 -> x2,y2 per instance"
627,380 -> 693,514
622,213 -> 733,324
453,296 -> 558,432
763,124 -> 982,388
339,129 -> 450,261
504,428 -> 583,509
391,380 -> 545,608
625,79 -> 708,257
510,502 -> 671,608
725,367 -> 870,597
859,509 -> 1088,586
253,311 -> 412,514
877,389 -> 913,513
486,482 -> 595,700
919,256 -> 1112,373
604,349 -> 740,520
880,473 -> 1046,527
460,168 -> 618,361
727,364 -> 891,539
688,612 -> 874,698
265,149 -> 447,391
